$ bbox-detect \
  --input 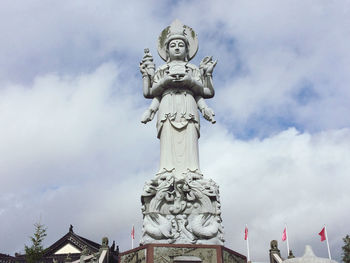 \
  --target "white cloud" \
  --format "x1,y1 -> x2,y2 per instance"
0,61 -> 157,252
200,125 -> 350,261
175,0 -> 350,133
0,0 -> 163,83
1,0 -> 349,132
